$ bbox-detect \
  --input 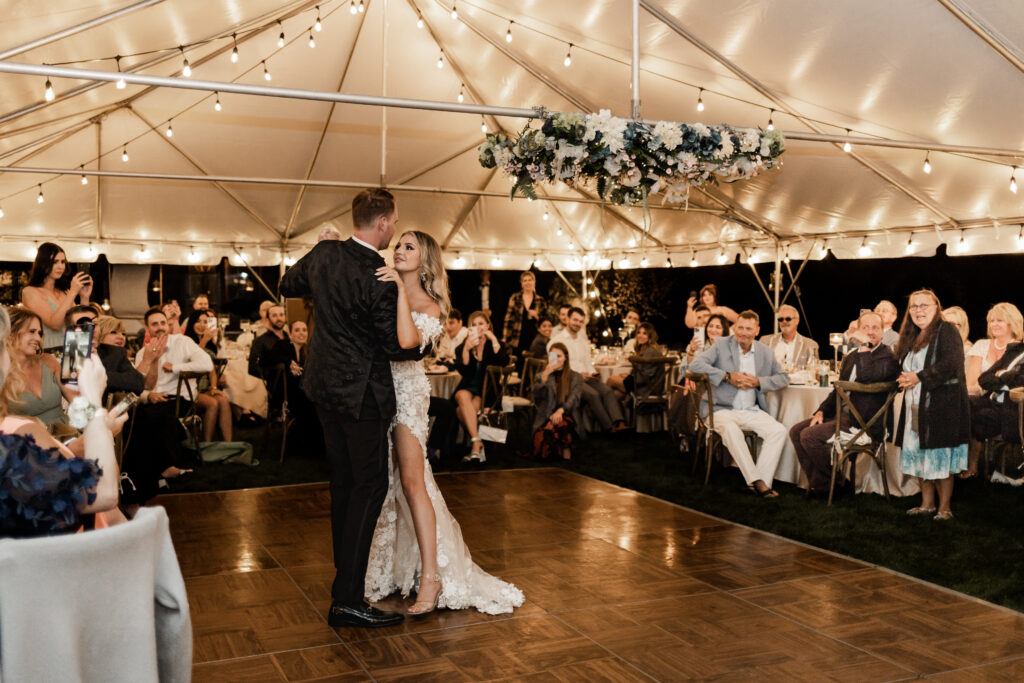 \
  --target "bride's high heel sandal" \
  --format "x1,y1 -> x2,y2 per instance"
408,572 -> 442,616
